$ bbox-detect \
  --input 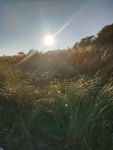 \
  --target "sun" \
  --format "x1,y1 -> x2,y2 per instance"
44,34 -> 55,46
